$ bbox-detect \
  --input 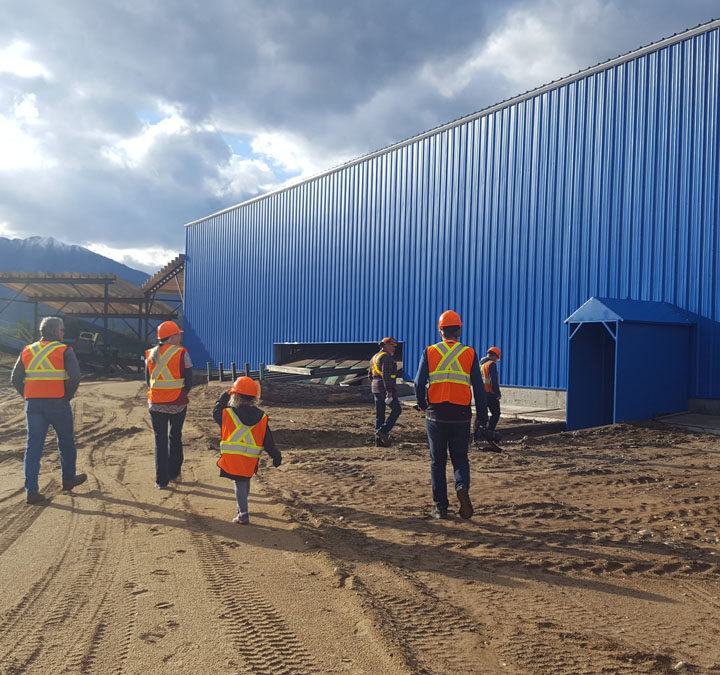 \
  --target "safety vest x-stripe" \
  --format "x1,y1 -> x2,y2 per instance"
480,359 -> 495,394
370,351 -> 396,379
21,341 -> 68,398
217,408 -> 268,478
427,340 -> 474,405
146,344 -> 186,403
